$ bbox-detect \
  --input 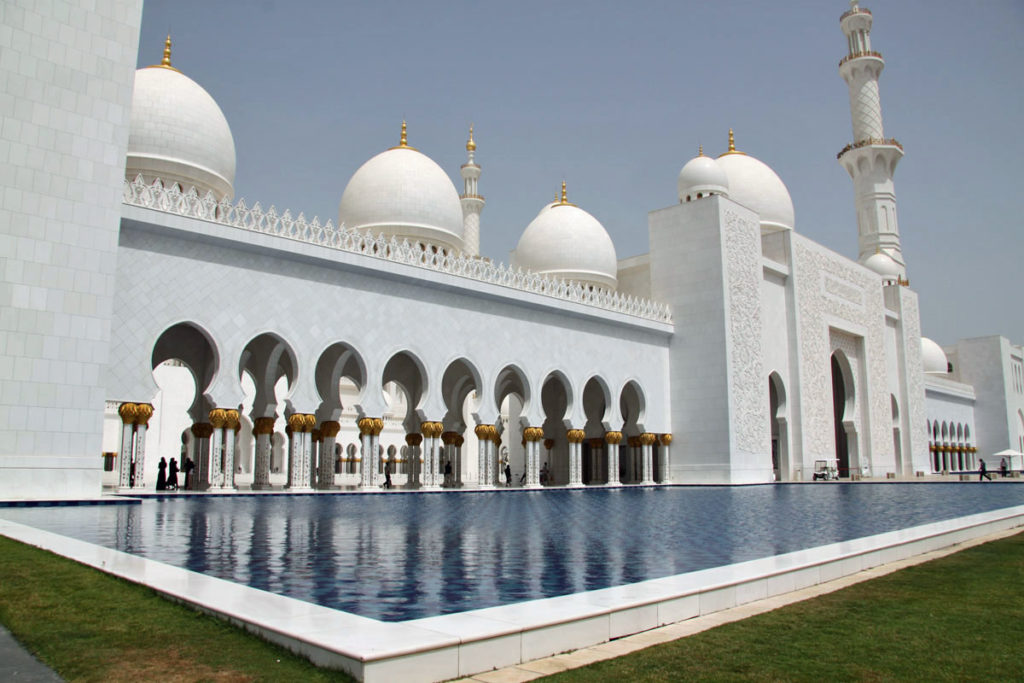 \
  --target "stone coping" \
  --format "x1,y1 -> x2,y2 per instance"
2,502 -> 1023,682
